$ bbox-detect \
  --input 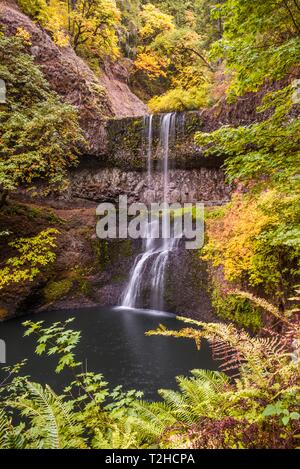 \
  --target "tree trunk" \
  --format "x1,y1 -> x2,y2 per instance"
183,47 -> 215,71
